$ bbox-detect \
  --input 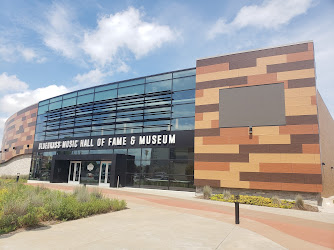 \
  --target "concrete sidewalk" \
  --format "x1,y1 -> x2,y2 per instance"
1,183 -> 334,249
